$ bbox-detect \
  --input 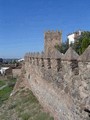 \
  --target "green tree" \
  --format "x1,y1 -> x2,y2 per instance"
55,40 -> 69,54
55,31 -> 90,55
73,31 -> 90,54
